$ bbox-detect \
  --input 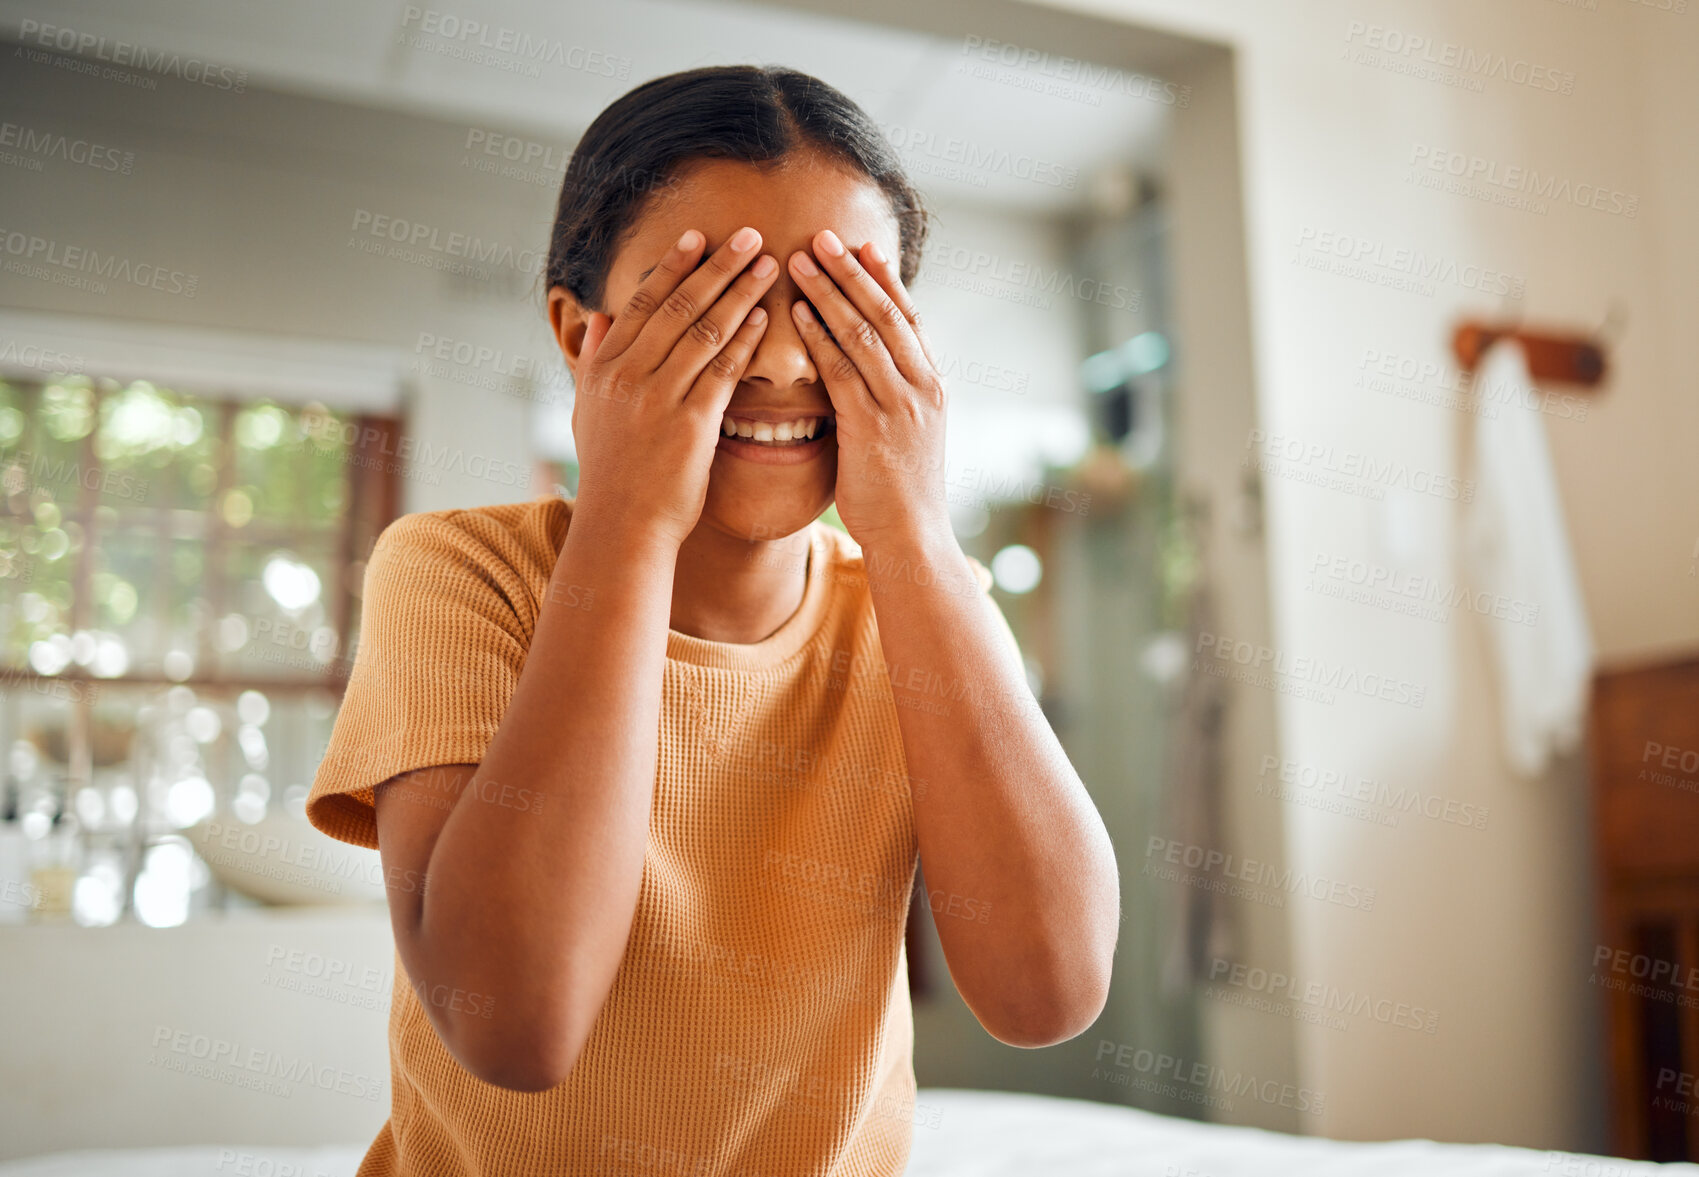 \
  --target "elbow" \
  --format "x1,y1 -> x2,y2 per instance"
468,1048 -> 576,1094
974,929 -> 1116,1048
445,1017 -> 586,1094
981,985 -> 1111,1049
974,962 -> 1114,1049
